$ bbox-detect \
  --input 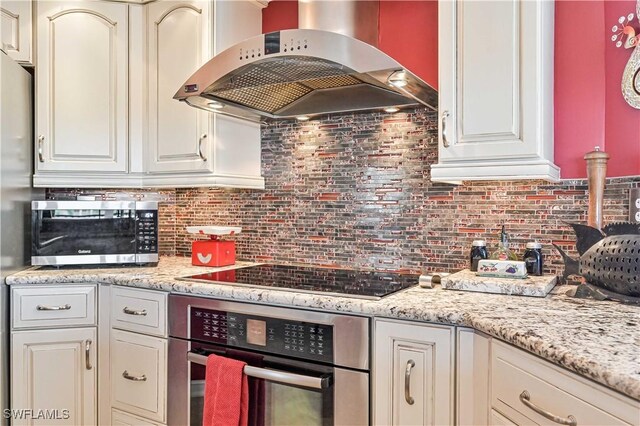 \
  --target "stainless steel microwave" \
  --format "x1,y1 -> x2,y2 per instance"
31,200 -> 159,266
